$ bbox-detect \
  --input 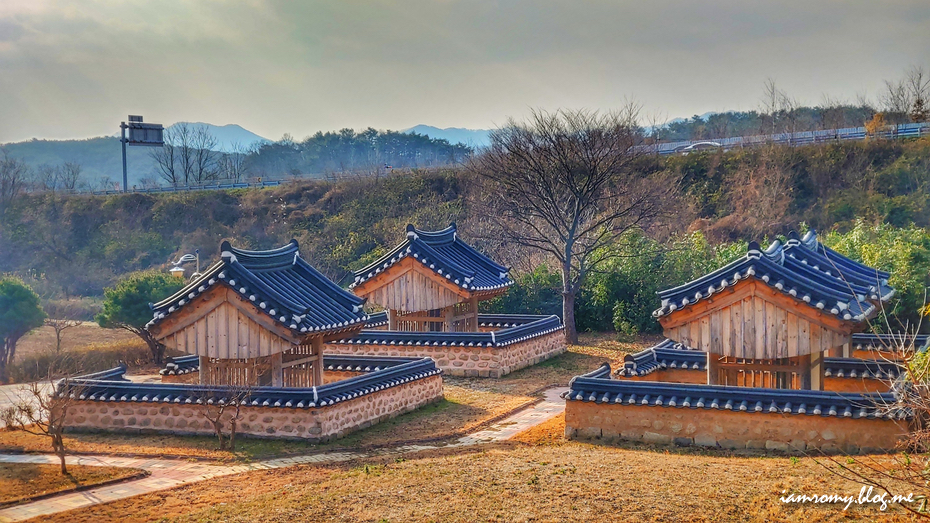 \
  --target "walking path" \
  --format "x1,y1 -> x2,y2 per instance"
0,387 -> 567,522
